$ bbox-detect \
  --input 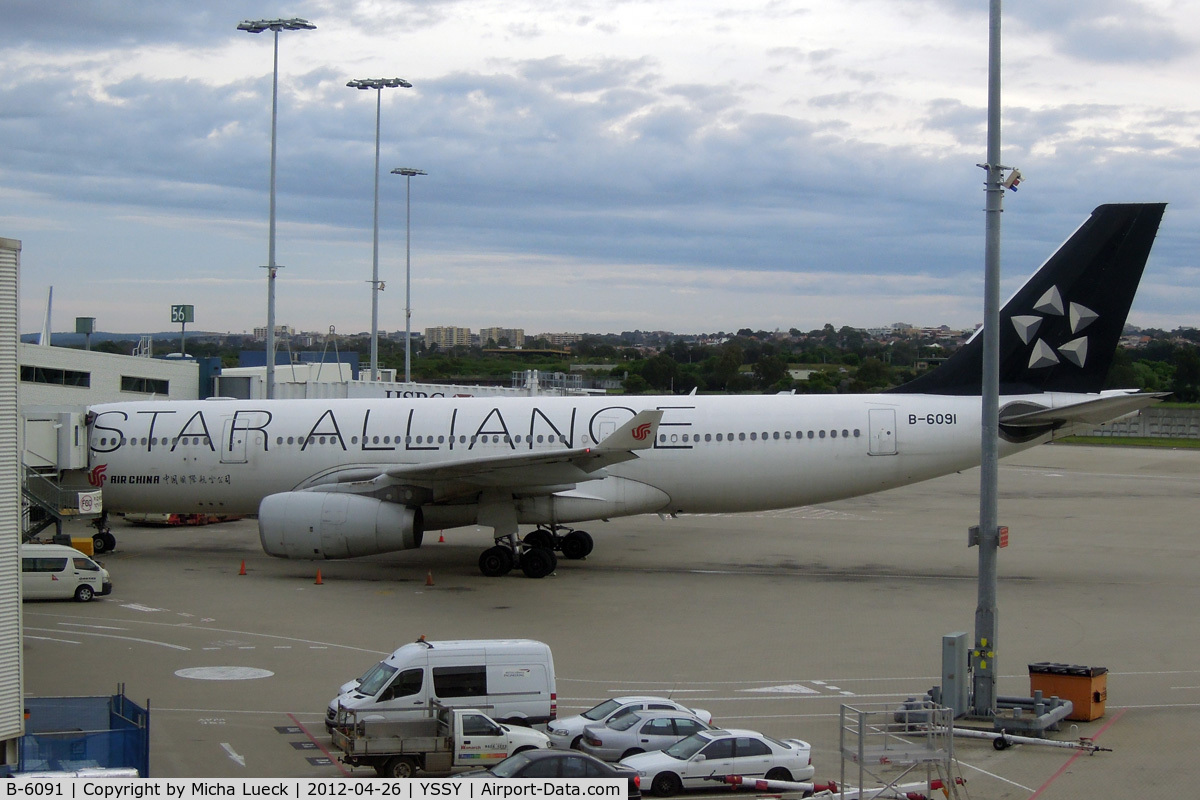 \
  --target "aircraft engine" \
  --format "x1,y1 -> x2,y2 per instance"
258,492 -> 423,560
